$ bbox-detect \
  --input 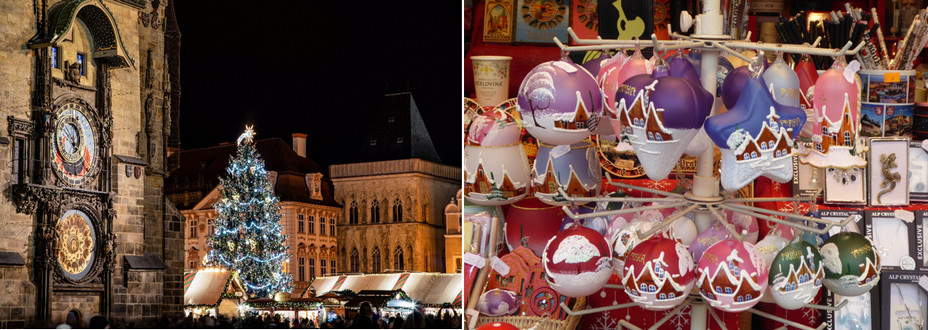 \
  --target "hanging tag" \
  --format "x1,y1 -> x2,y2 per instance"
552,61 -> 578,73
463,253 -> 486,269
551,144 -> 571,158
919,275 -> 928,292
884,72 -> 901,83
489,256 -> 510,275
465,309 -> 480,329
921,139 -> 928,152
895,210 -> 915,223
844,60 -> 861,83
